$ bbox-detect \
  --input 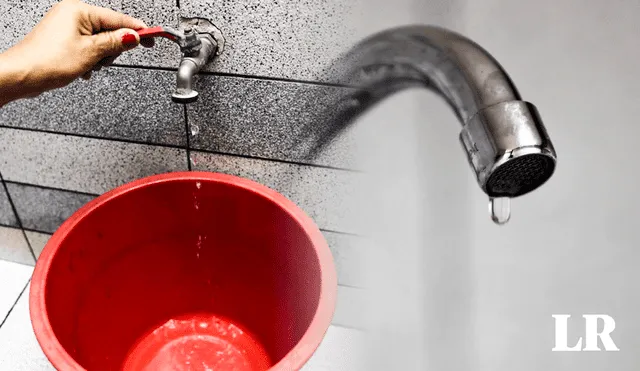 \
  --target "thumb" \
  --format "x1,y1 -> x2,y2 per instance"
91,28 -> 140,58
